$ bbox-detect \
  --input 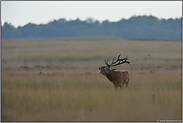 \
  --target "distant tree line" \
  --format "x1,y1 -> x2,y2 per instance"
1,15 -> 182,39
